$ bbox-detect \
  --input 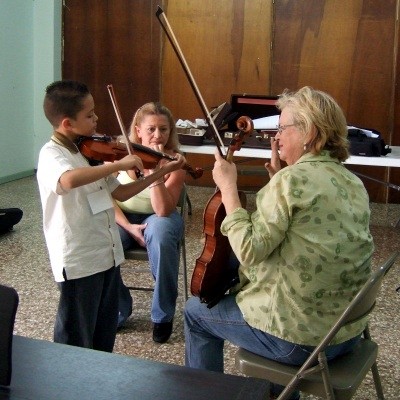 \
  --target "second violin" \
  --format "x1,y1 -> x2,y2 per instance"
191,116 -> 253,306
